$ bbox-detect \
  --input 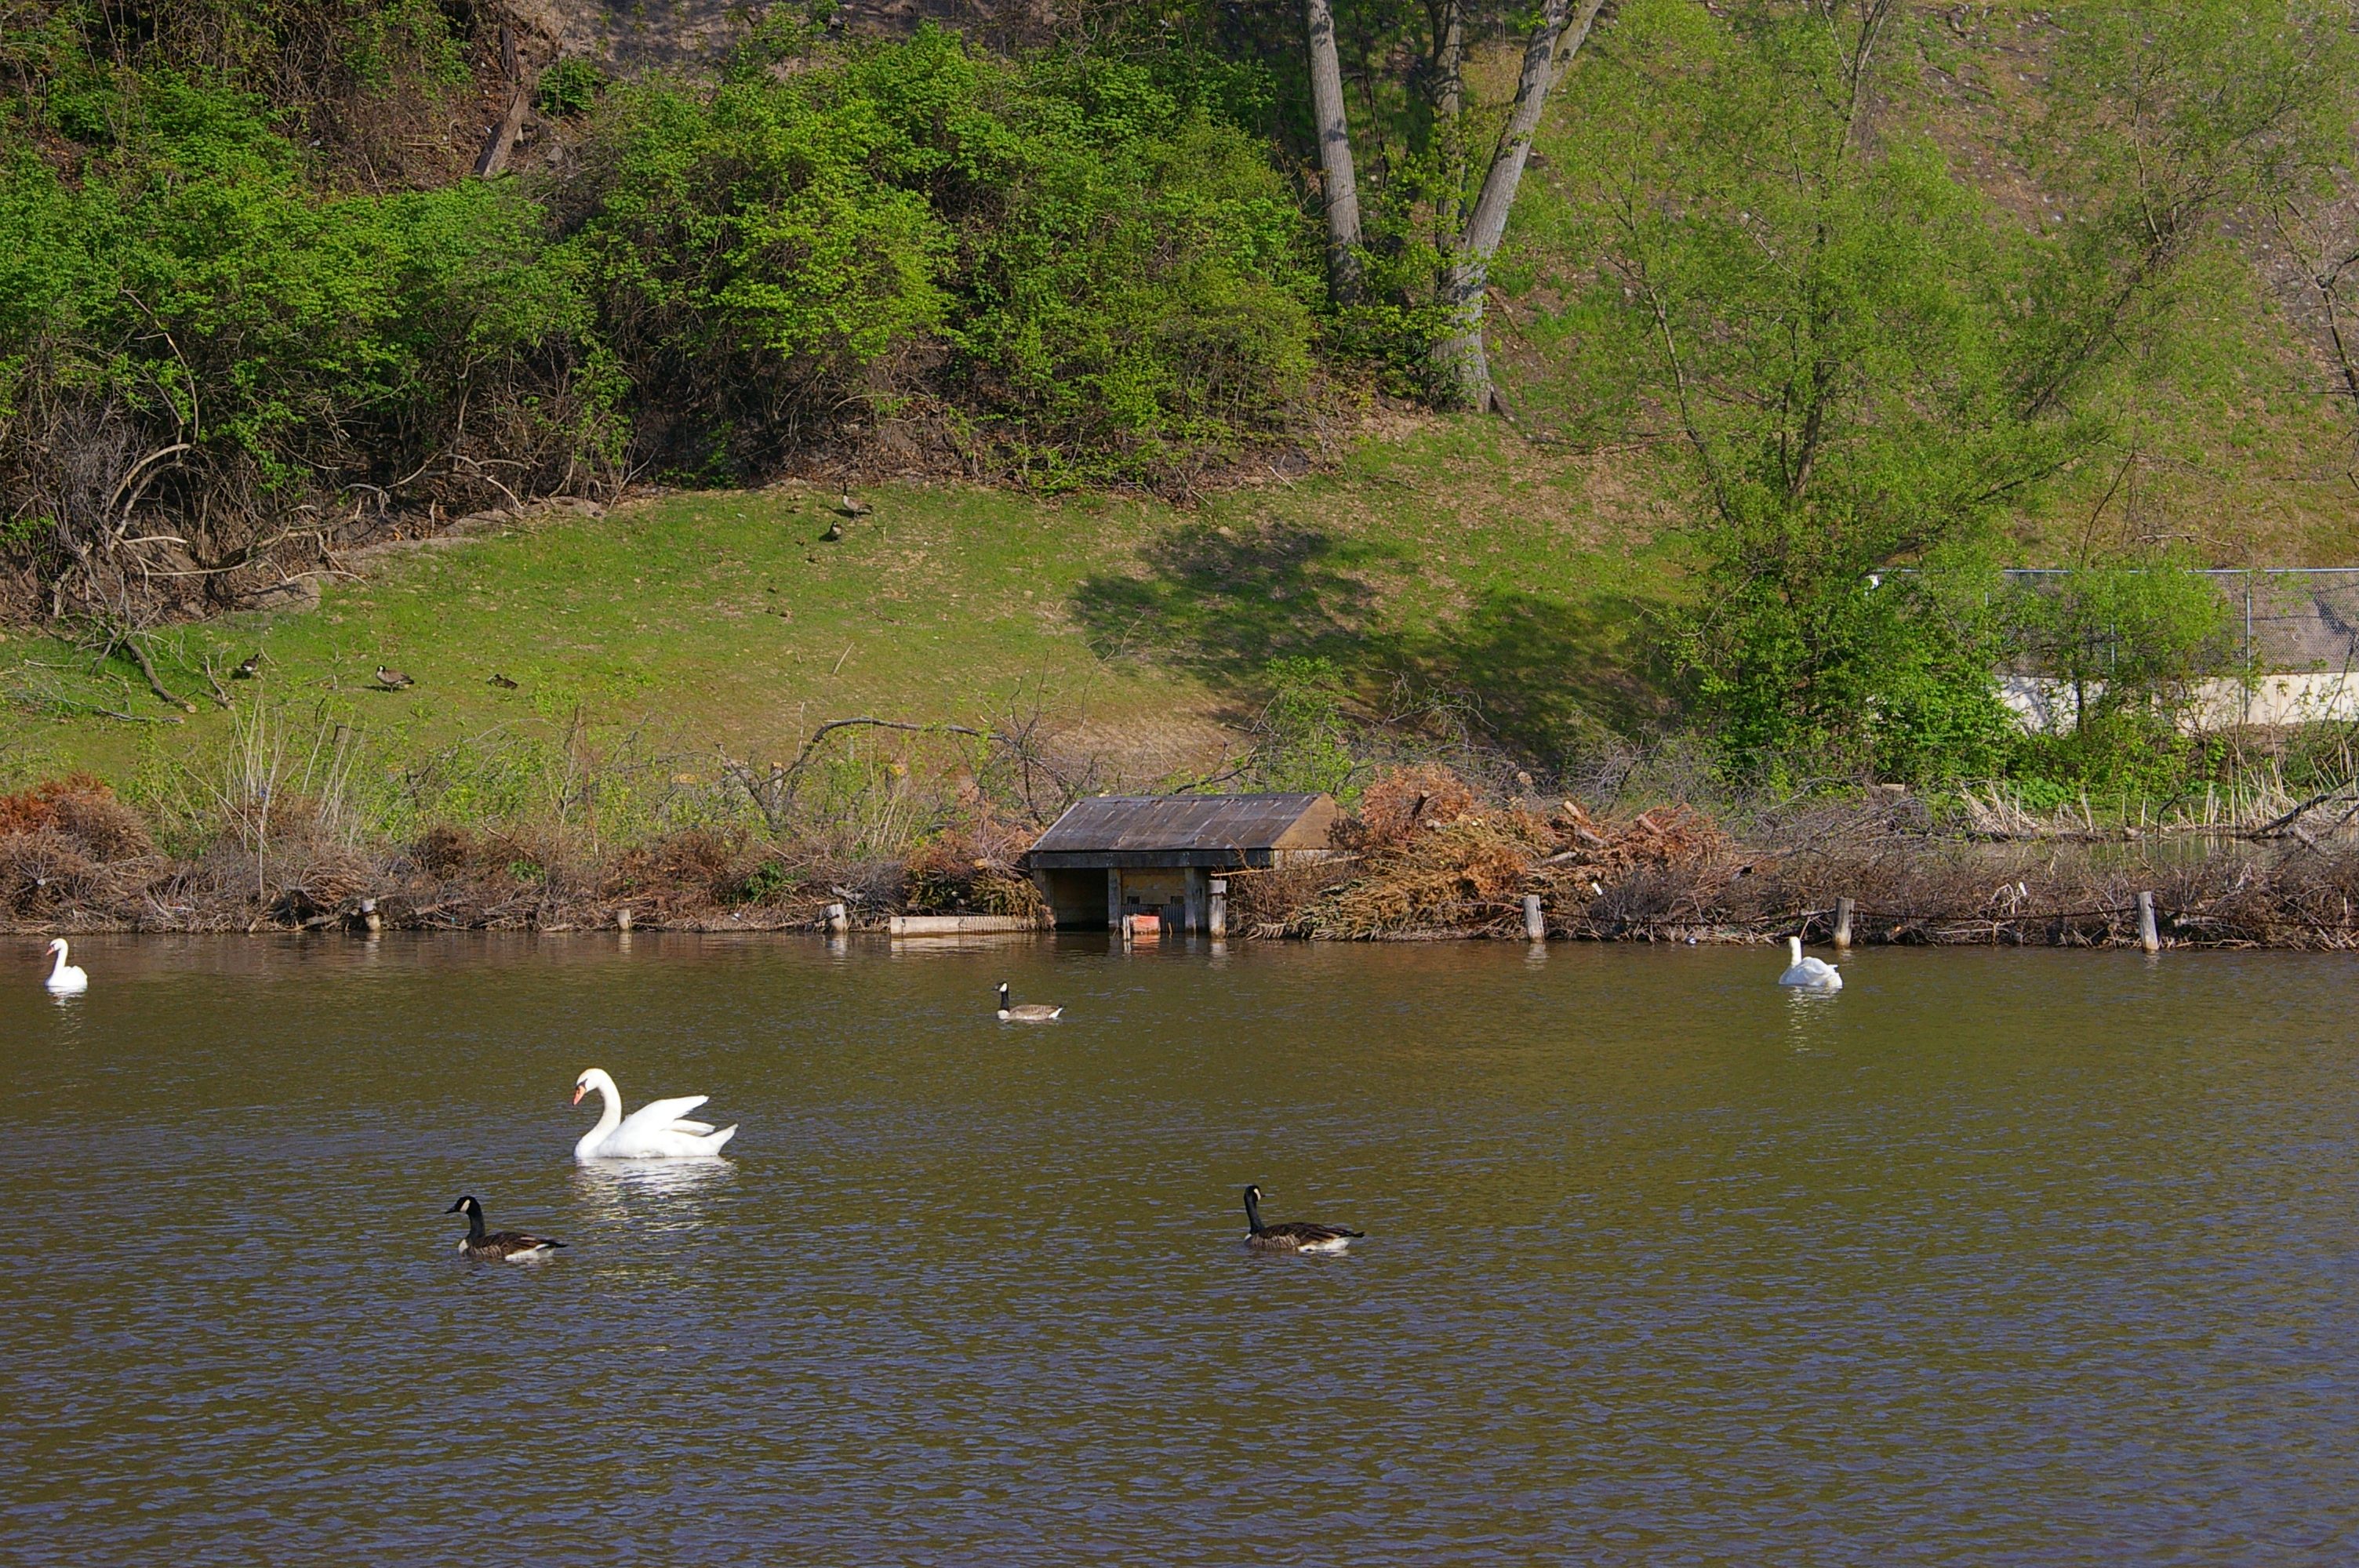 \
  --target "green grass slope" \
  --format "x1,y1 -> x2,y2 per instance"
0,419 -> 1687,795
